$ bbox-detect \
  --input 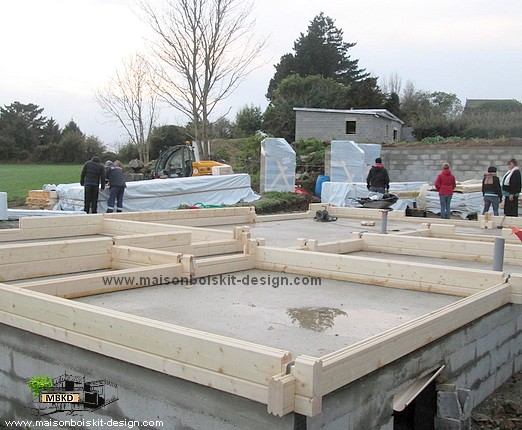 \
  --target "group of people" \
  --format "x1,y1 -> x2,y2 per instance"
366,157 -> 521,219
80,156 -> 126,214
